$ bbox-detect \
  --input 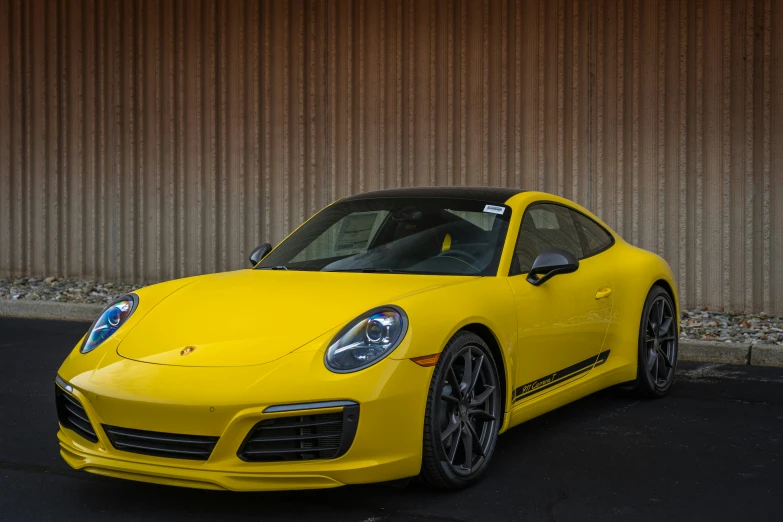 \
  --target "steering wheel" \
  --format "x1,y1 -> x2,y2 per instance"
437,249 -> 481,268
